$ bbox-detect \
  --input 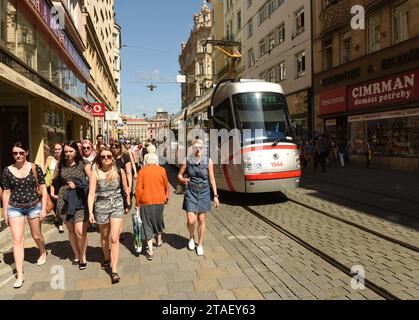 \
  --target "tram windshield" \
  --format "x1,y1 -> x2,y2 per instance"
233,92 -> 293,144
